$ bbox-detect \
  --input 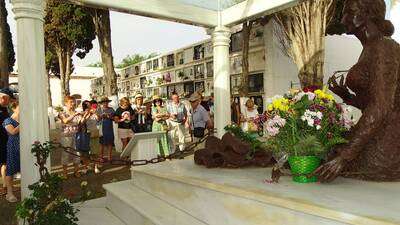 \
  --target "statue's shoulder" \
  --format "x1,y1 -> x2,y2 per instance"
374,38 -> 400,50
368,38 -> 400,59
